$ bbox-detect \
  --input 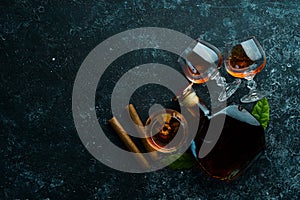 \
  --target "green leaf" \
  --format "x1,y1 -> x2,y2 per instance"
163,153 -> 195,170
251,98 -> 270,130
